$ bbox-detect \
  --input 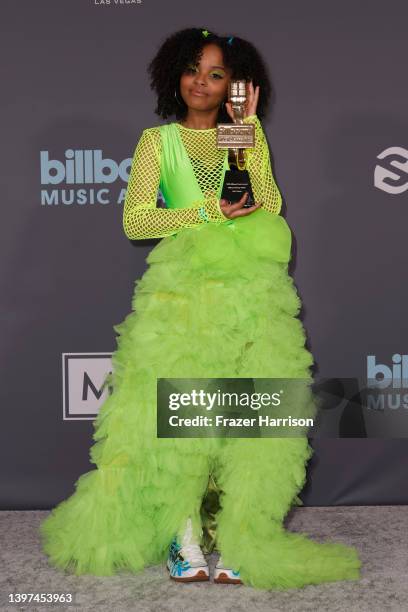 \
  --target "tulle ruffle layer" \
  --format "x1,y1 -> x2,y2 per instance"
40,210 -> 361,588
